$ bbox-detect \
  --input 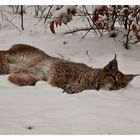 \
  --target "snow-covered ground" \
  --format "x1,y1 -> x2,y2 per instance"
0,6 -> 140,134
